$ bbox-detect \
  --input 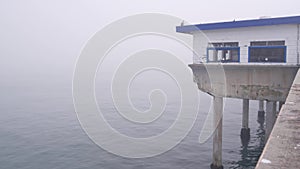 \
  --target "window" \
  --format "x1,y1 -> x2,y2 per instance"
208,42 -> 239,48
207,42 -> 240,62
249,41 -> 286,63
250,41 -> 285,46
